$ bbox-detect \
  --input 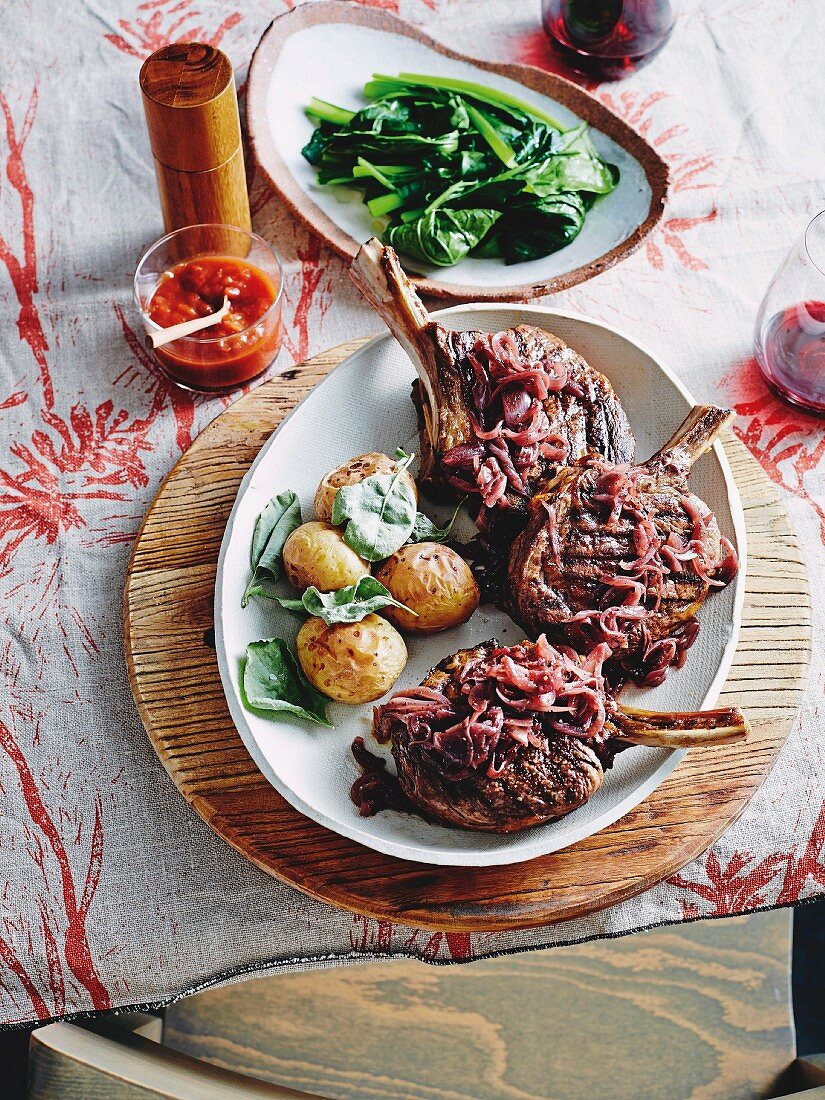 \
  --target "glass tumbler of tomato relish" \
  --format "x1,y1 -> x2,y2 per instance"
134,224 -> 284,392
